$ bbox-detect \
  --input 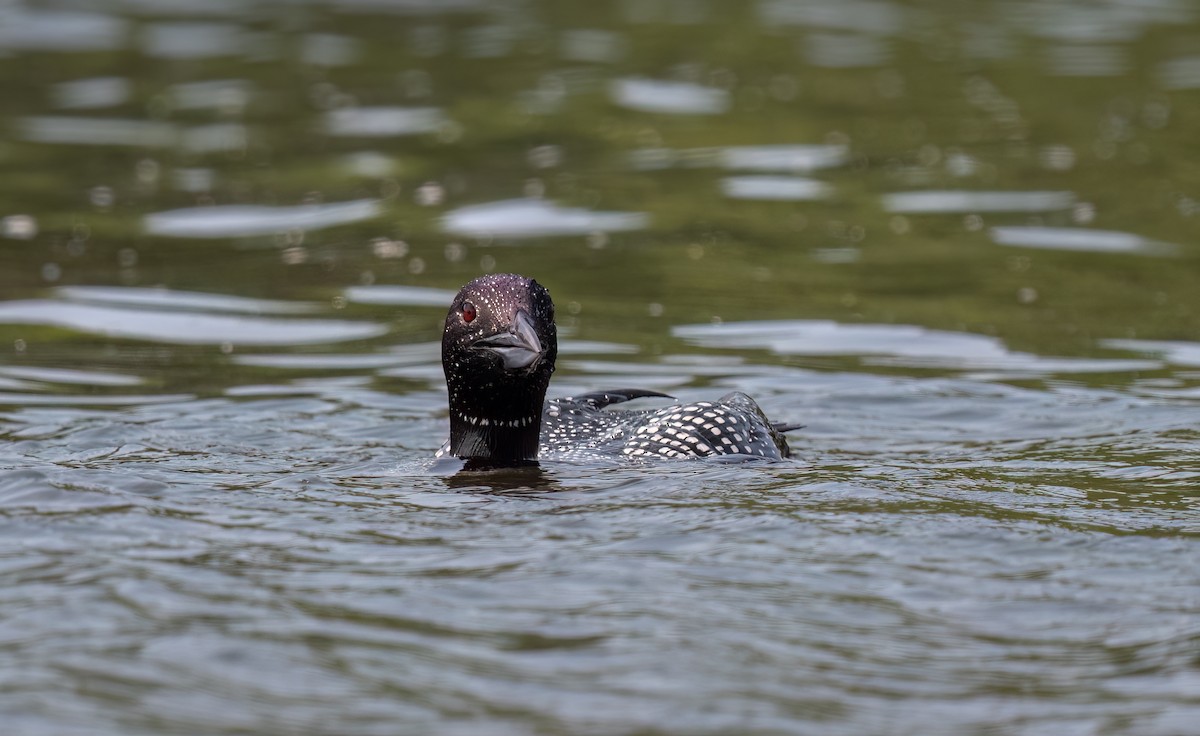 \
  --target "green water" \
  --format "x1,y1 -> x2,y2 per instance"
1,2 -> 1197,734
